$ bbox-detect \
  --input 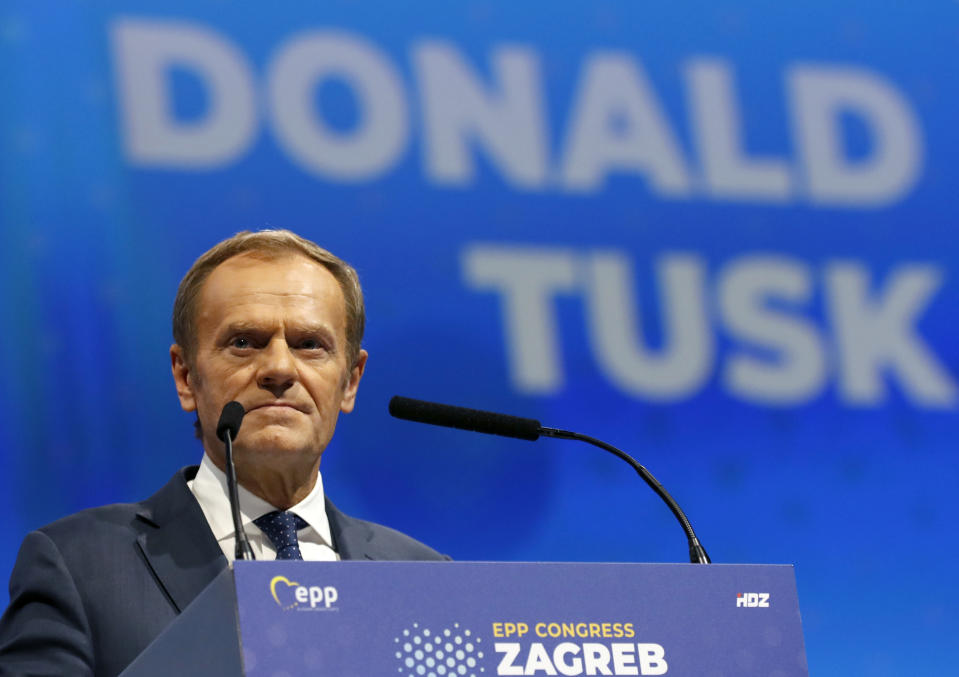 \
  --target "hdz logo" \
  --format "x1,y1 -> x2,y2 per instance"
269,575 -> 339,612
736,593 -> 770,608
